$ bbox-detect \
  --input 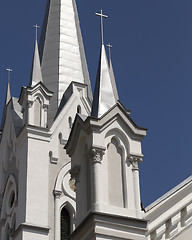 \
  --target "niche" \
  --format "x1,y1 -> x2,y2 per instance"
107,137 -> 125,208
34,97 -> 42,126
